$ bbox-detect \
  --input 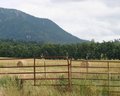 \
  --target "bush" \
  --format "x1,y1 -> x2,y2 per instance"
56,75 -> 69,92
0,76 -> 23,90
